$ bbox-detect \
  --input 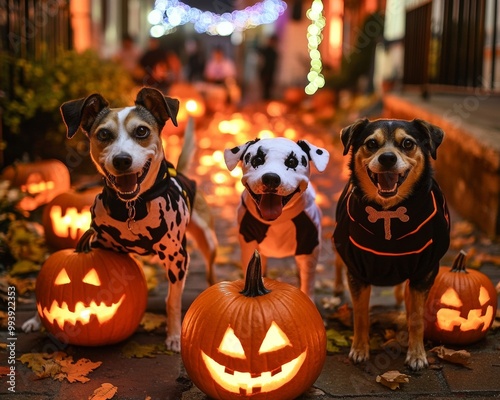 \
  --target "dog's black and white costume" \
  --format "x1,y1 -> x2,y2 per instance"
91,160 -> 195,284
